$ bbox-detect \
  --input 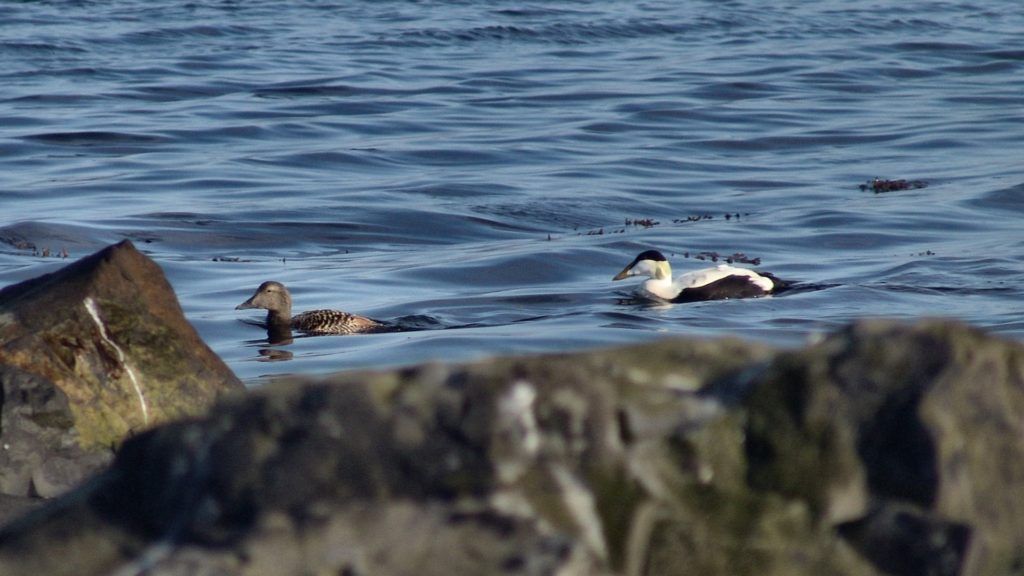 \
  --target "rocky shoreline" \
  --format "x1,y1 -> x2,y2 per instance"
1,242 -> 1022,576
